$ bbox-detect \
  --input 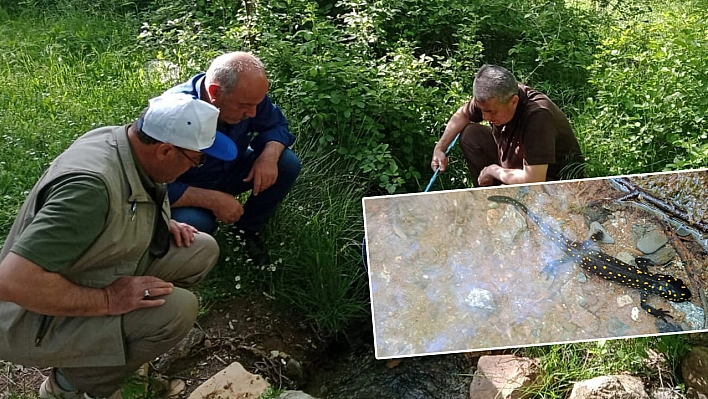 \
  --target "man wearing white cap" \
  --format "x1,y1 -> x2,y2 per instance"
0,93 -> 236,398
